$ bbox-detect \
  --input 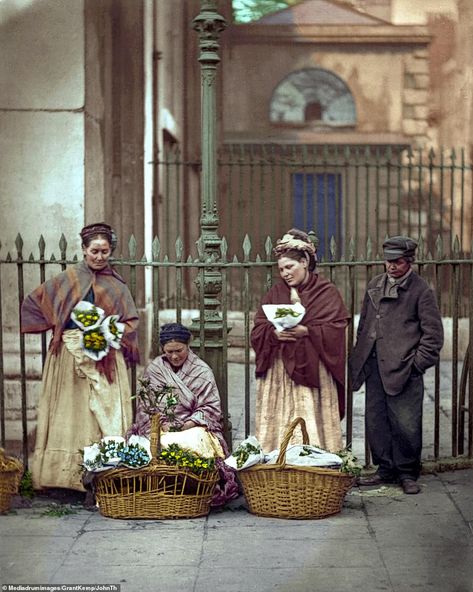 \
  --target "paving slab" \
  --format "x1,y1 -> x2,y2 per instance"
195,566 -> 393,592
48,566 -> 198,592
381,543 -> 473,591
439,470 -> 473,522
1,552 -> 74,585
367,511 -> 472,547
62,529 -> 205,568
